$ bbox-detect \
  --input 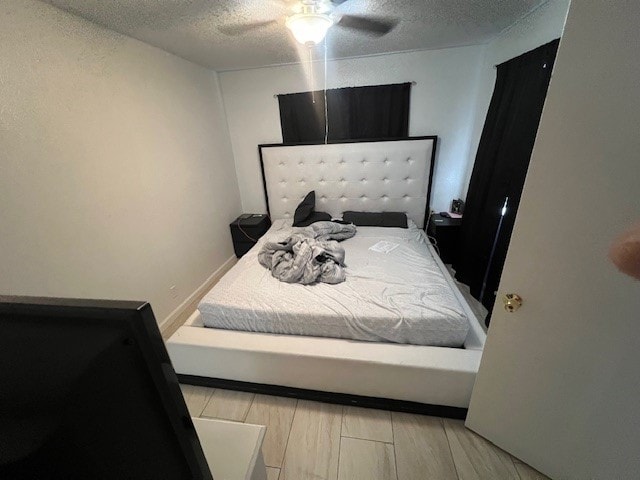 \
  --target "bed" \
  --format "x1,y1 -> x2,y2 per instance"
200,219 -> 469,347
168,137 -> 486,413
